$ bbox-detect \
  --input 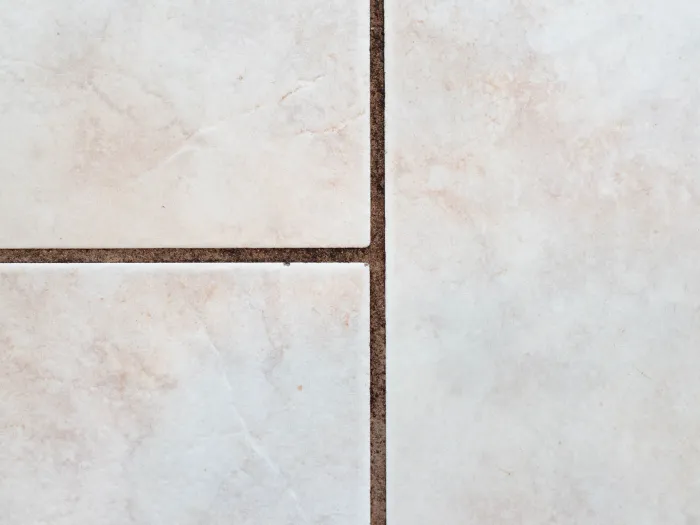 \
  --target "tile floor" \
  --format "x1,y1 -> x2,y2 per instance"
0,264 -> 369,525
0,1 -> 377,524
387,0 -> 700,523
0,0 -> 369,247
4,0 -> 700,524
